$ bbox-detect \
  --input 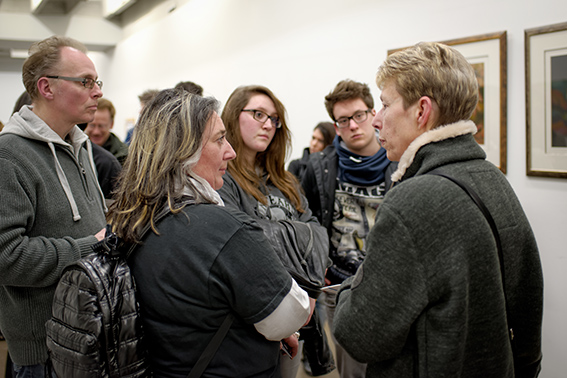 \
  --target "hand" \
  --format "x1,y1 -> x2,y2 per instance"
94,227 -> 106,241
281,334 -> 299,358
